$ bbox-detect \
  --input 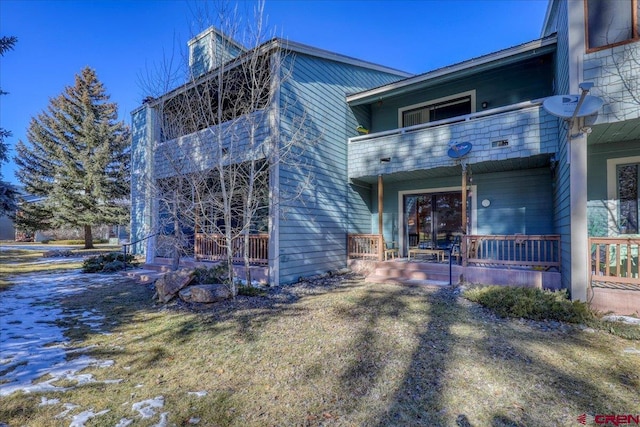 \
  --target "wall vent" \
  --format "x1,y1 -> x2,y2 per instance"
492,139 -> 509,148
